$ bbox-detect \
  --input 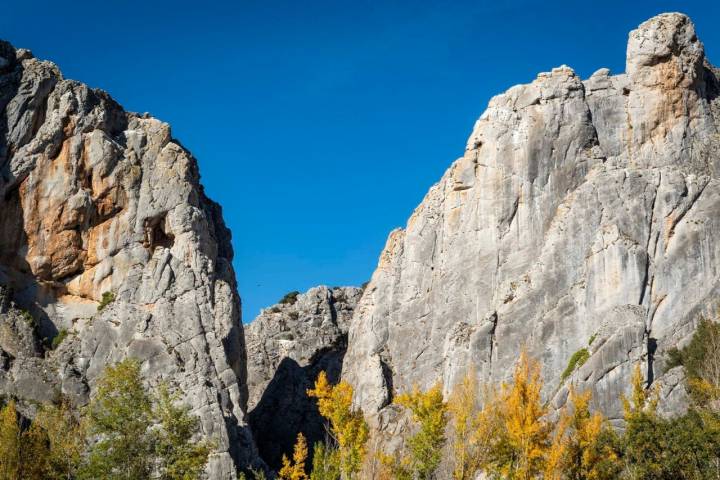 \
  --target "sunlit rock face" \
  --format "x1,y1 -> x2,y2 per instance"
0,41 -> 258,478
343,12 -> 720,439
245,285 -> 362,470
